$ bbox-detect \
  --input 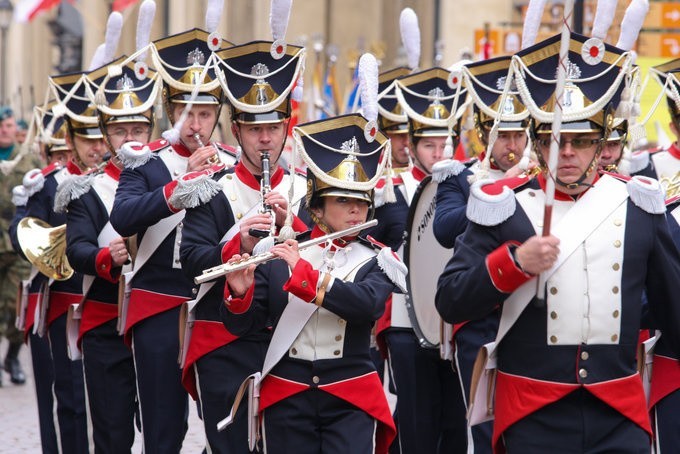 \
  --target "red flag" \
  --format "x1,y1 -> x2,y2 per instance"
112,0 -> 139,12
13,0 -> 61,23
